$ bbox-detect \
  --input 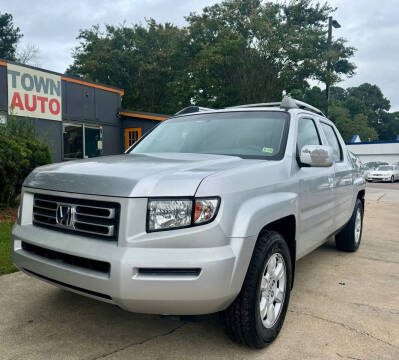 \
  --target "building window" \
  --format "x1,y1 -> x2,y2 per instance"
0,112 -> 7,125
63,123 -> 83,159
63,123 -> 103,160
85,125 -> 103,158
